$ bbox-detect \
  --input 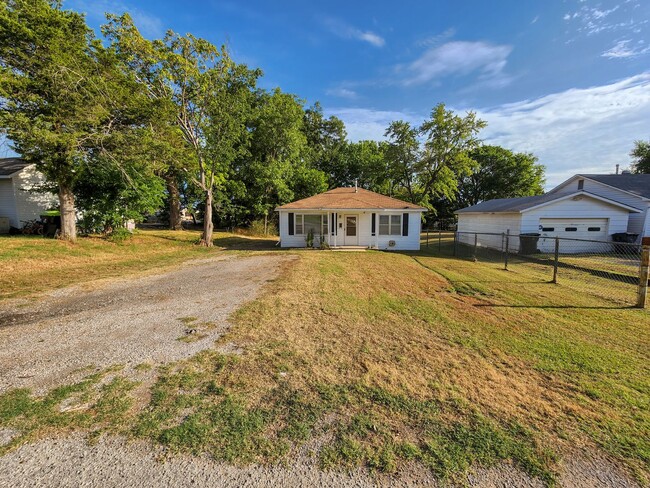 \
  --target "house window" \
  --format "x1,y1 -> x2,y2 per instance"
565,227 -> 577,232
578,179 -> 584,190
295,214 -> 327,235
588,227 -> 601,232
378,214 -> 402,236
541,227 -> 554,232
